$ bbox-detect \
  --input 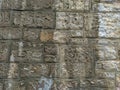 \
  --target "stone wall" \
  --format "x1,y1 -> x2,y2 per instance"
0,0 -> 120,90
